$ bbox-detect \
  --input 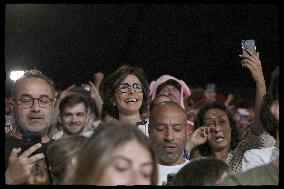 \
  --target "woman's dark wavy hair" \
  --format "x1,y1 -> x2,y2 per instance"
100,65 -> 149,119
194,102 -> 240,157
260,66 -> 279,137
